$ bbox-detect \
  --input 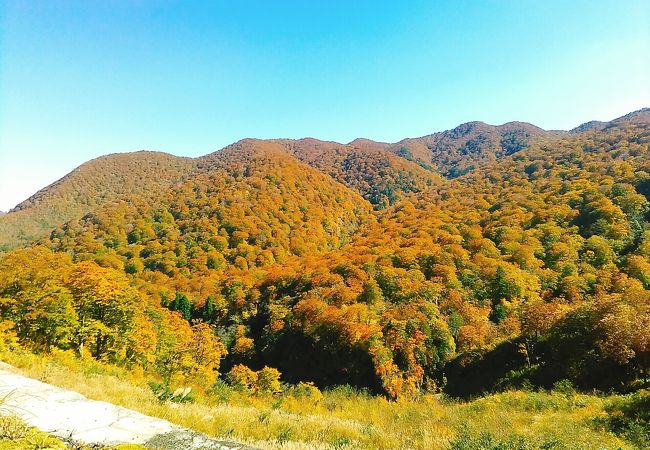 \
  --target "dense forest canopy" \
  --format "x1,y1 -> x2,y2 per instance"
0,108 -> 649,399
